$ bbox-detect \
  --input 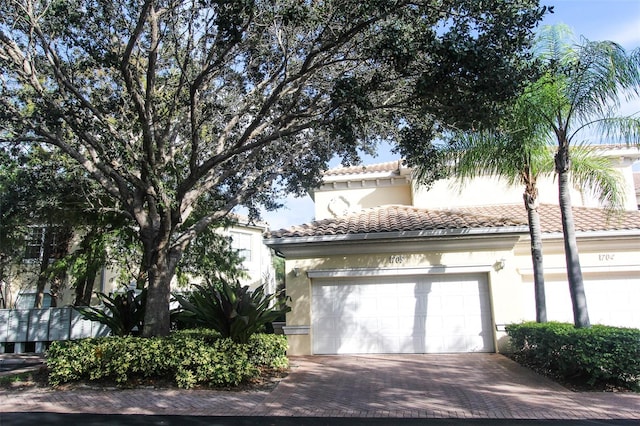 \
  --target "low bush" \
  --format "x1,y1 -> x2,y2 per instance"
46,331 -> 288,389
172,279 -> 290,343
247,333 -> 289,370
506,322 -> 640,390
73,289 -> 147,336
